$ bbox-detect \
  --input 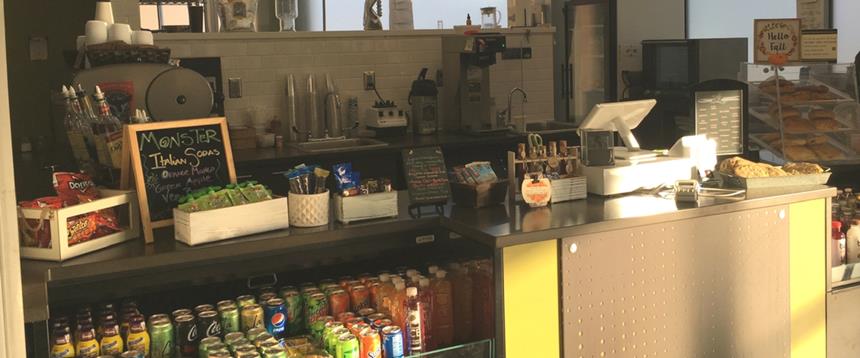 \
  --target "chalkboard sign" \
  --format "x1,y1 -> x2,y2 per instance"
402,147 -> 450,205
120,117 -> 236,243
